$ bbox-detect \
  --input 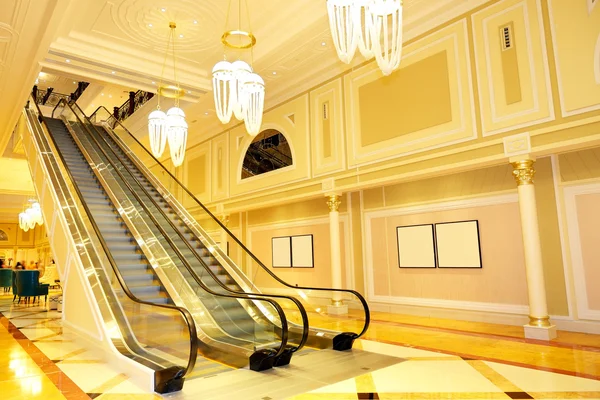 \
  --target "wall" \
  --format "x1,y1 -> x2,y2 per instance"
136,0 -> 600,331
172,0 -> 600,215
